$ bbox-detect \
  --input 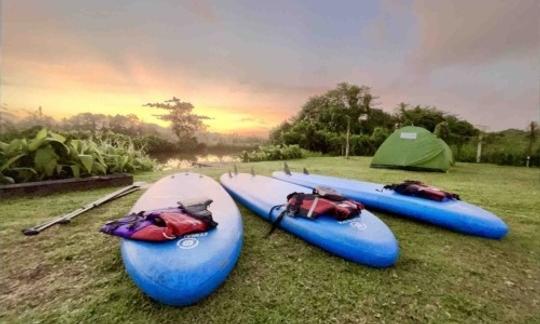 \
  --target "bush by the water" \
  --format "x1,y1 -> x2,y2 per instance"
0,128 -> 155,184
241,144 -> 305,162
